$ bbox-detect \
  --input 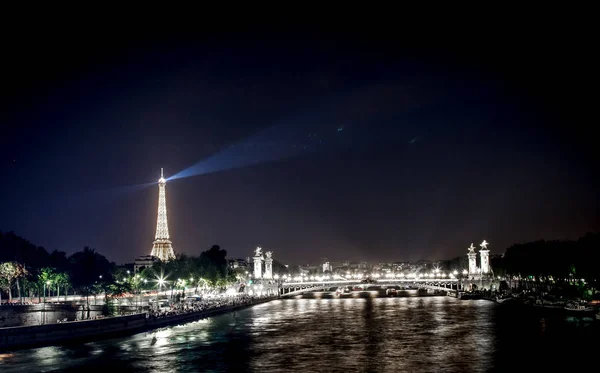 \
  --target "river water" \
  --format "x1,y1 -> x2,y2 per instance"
1,295 -> 597,372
